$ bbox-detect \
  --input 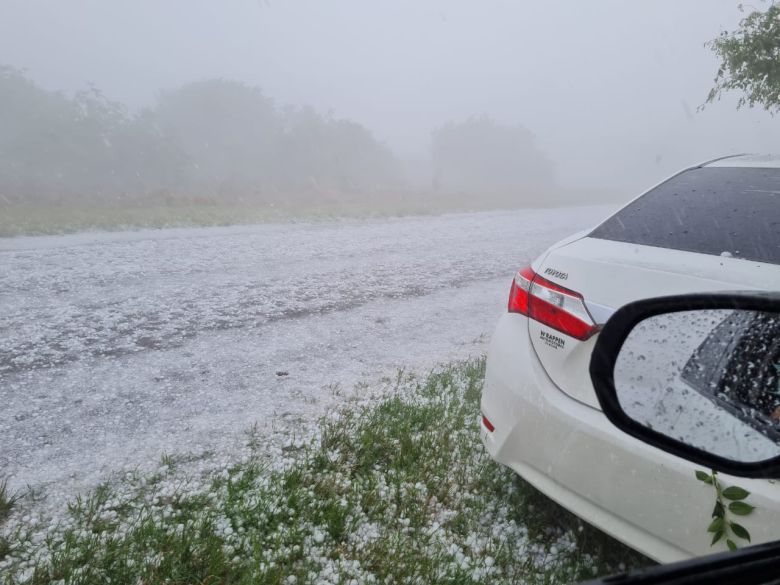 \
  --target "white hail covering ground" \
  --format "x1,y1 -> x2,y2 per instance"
0,206 -> 612,512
